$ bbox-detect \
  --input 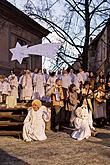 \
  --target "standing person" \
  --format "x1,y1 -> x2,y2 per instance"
77,67 -> 87,85
61,69 -> 71,97
18,69 -> 26,101
66,84 -> 80,127
88,71 -> 96,91
2,78 -> 11,103
96,71 -> 105,84
69,68 -> 76,84
94,84 -> 107,127
43,68 -> 49,83
82,81 -> 95,131
0,75 -> 3,103
106,71 -> 110,124
61,69 -> 72,125
22,70 -> 33,102
105,80 -> 110,125
43,68 -> 49,95
23,99 -> 51,142
56,70 -> 62,80
71,99 -> 91,141
8,73 -> 18,100
47,79 -> 64,132
46,71 -> 56,92
33,68 -> 45,100
106,71 -> 110,85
